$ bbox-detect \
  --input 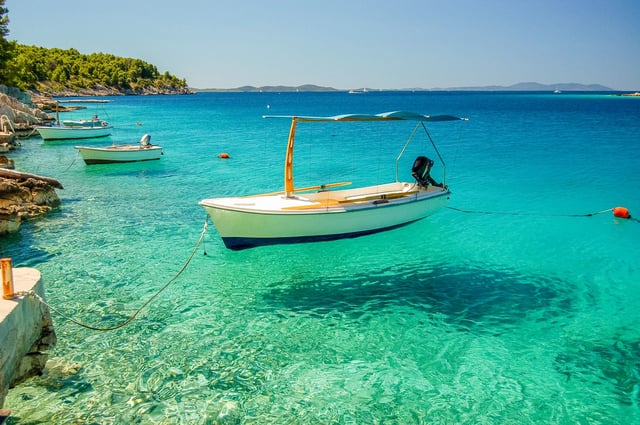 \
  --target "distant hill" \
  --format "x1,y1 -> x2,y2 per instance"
419,82 -> 615,92
197,84 -> 339,93
197,82 -> 615,92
